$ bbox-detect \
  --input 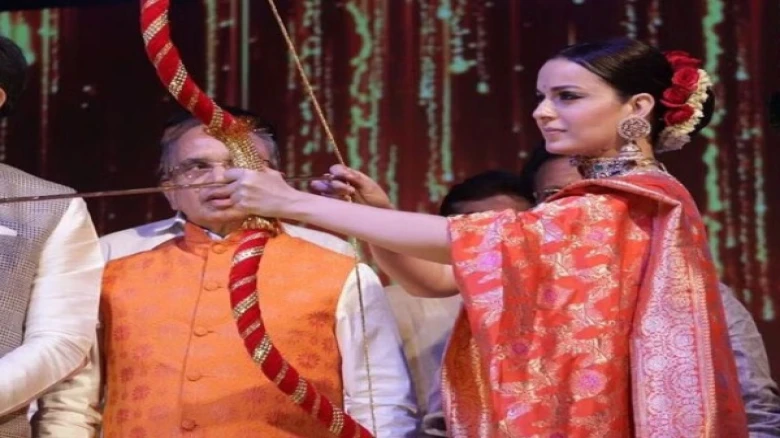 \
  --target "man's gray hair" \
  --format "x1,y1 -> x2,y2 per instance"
158,115 -> 280,180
